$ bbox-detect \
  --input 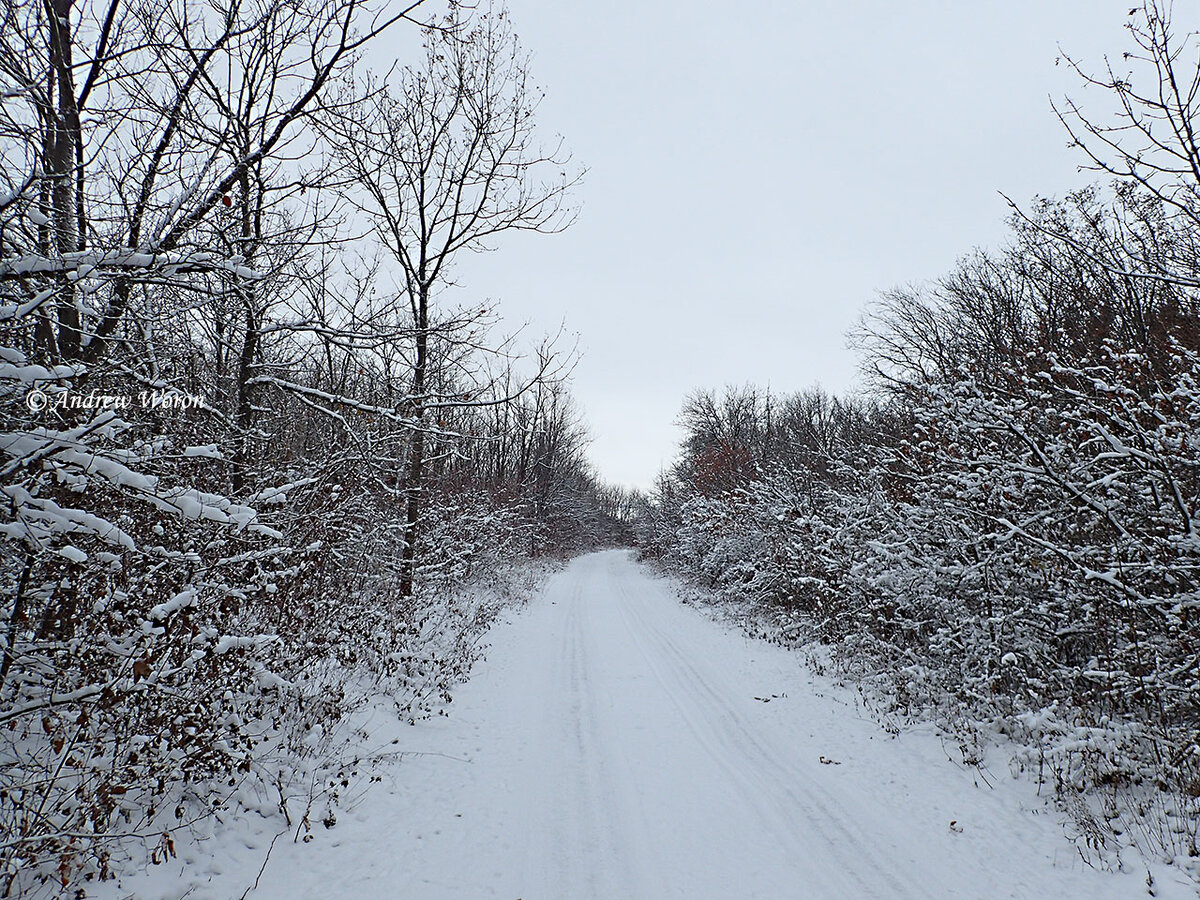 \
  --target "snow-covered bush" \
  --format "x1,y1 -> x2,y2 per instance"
647,325 -> 1200,866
